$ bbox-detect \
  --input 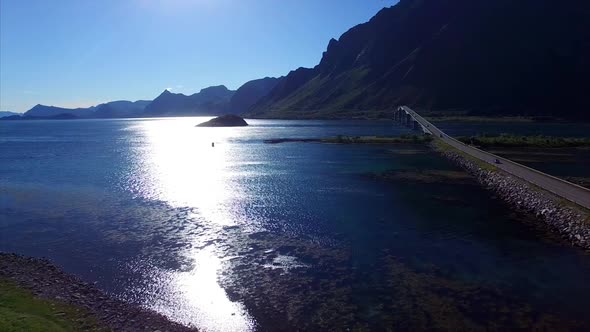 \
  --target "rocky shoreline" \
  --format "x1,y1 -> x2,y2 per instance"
436,144 -> 590,250
0,253 -> 195,332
